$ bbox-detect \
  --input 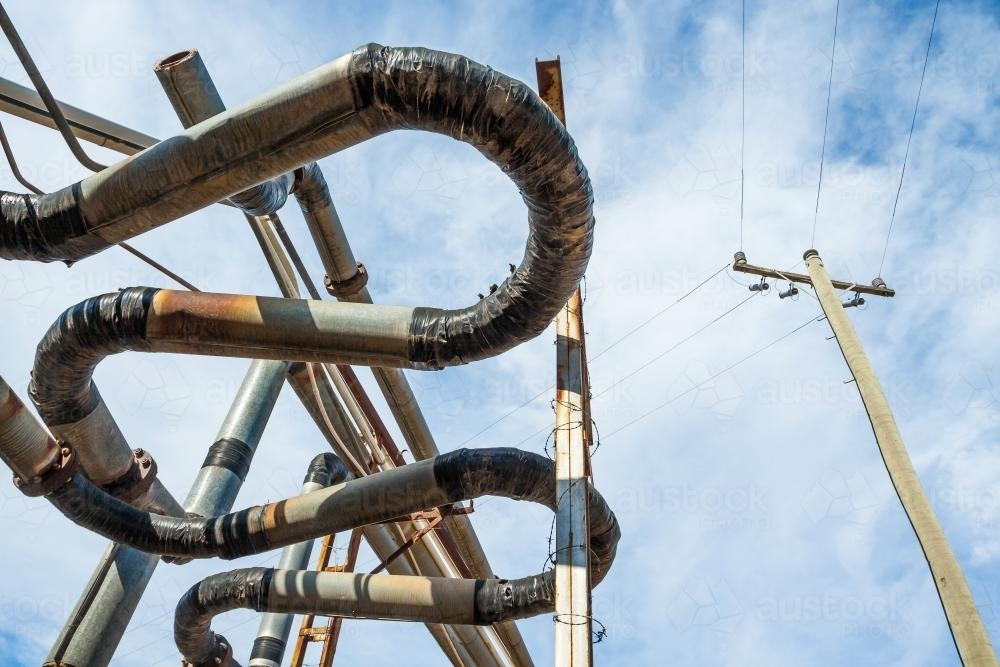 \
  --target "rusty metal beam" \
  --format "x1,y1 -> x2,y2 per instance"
536,56 -> 594,667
